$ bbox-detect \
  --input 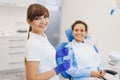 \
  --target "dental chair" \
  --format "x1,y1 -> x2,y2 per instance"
56,29 -> 118,80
